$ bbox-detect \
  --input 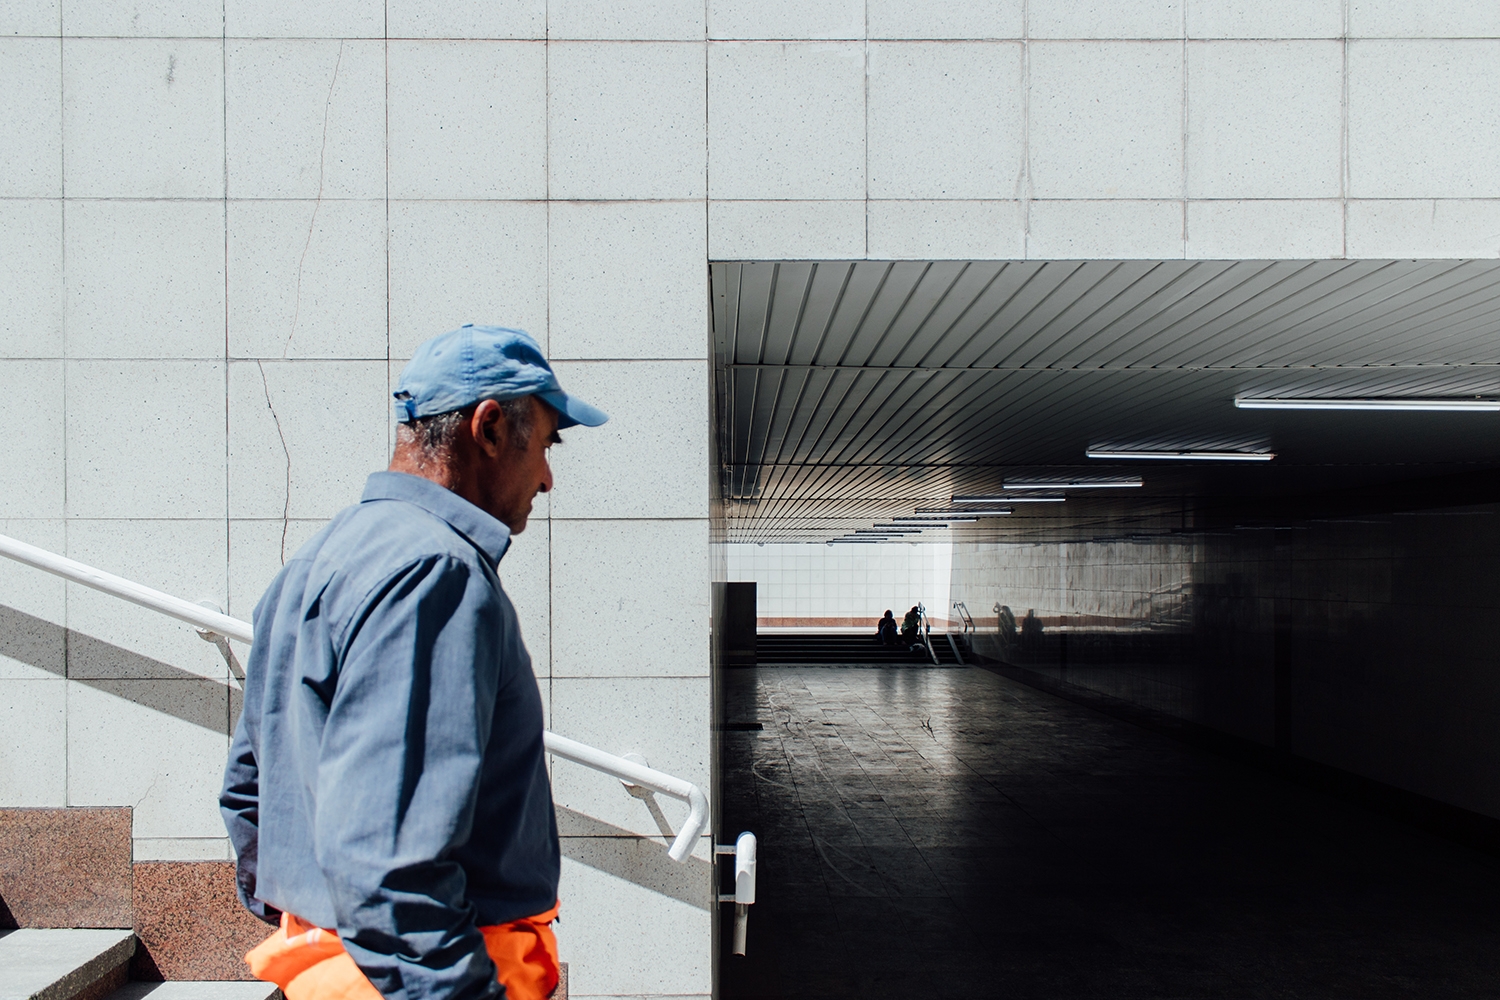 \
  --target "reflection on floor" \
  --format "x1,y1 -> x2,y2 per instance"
718,666 -> 1500,1000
